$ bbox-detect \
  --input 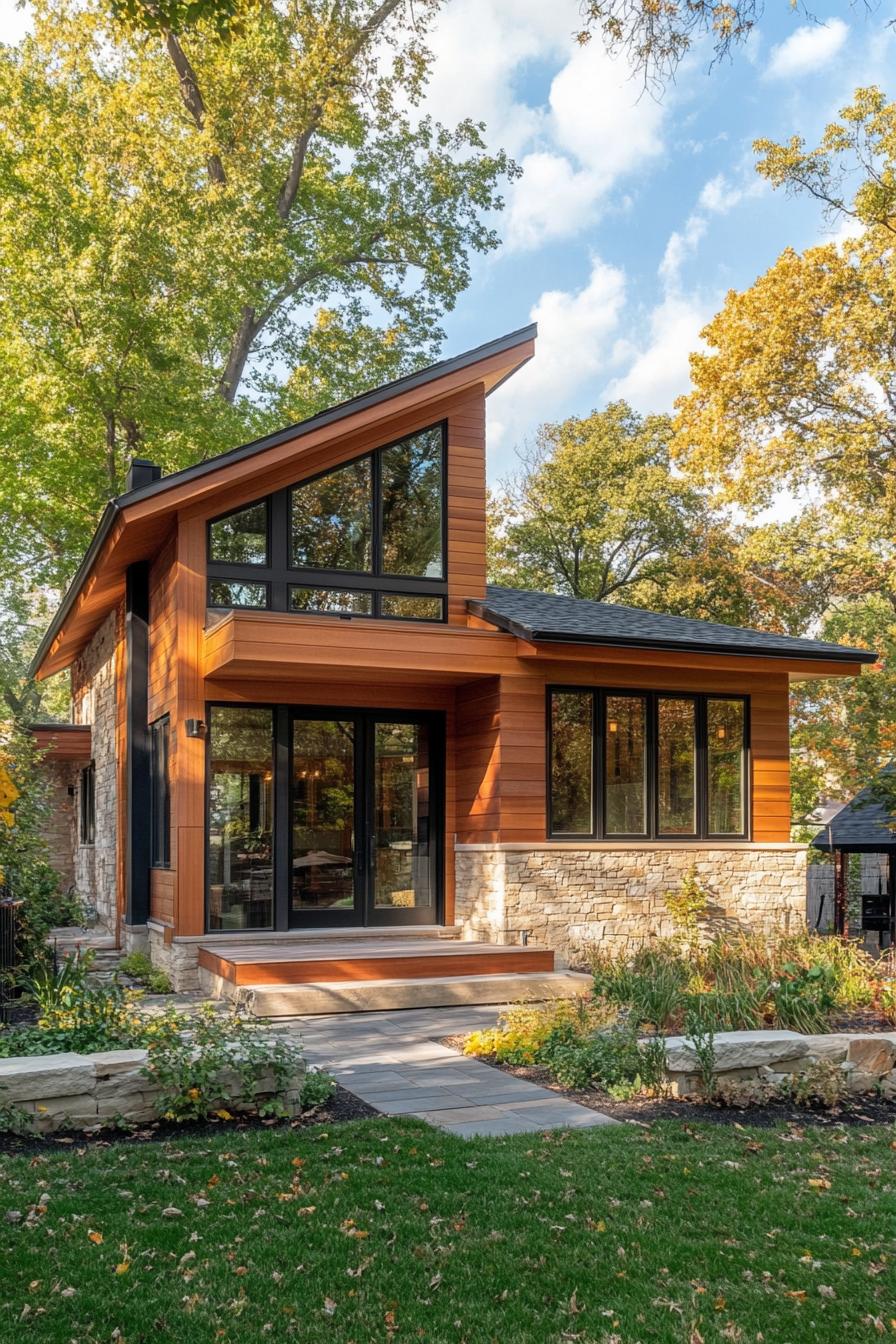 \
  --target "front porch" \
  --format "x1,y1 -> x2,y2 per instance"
191,927 -> 588,1015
